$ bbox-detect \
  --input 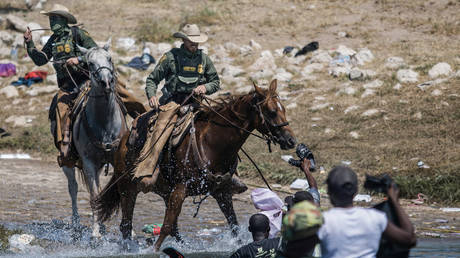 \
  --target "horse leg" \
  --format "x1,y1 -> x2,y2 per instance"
213,191 -> 239,237
155,183 -> 186,251
62,166 -> 80,227
162,194 -> 182,242
82,162 -> 104,238
119,181 -> 138,240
